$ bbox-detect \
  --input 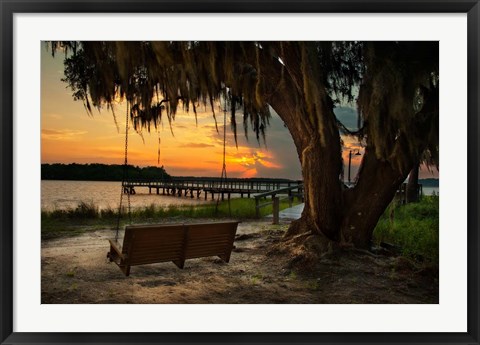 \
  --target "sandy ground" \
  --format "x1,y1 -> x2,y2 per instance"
41,219 -> 438,304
